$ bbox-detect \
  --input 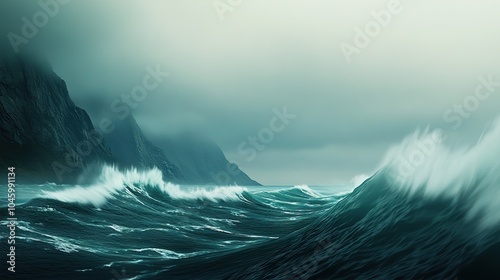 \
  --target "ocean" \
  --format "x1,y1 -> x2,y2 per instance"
2,124 -> 500,279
